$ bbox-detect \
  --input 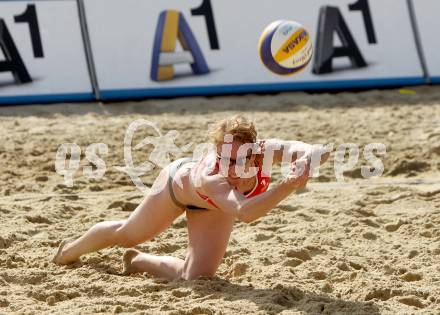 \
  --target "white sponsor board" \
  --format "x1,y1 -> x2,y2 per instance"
411,0 -> 440,83
83,0 -> 424,100
0,0 -> 92,104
